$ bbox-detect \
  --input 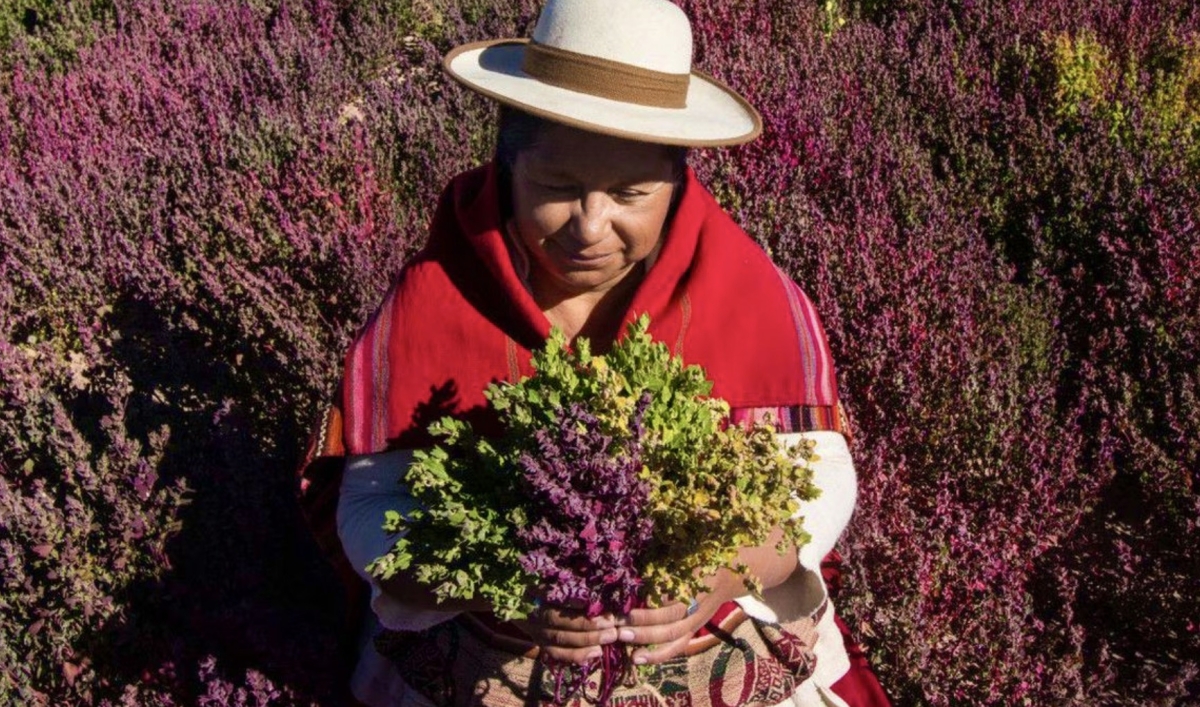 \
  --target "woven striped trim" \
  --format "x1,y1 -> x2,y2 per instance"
345,291 -> 397,453
728,404 -> 846,435
506,335 -> 521,382
674,291 -> 692,355
773,267 -> 836,406
297,399 -> 345,495
315,400 -> 345,457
